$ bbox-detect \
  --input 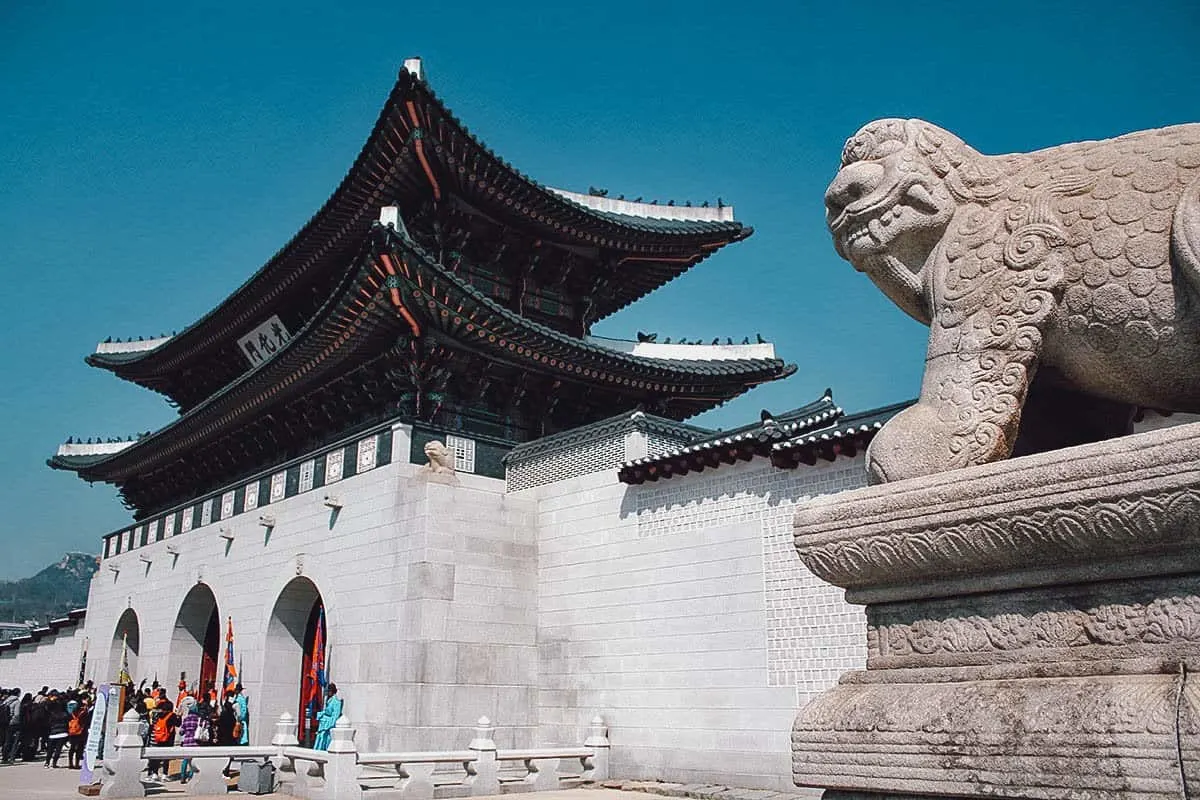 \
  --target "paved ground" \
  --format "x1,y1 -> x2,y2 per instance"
0,760 -> 237,799
0,761 -> 824,800
0,761 -> 713,800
